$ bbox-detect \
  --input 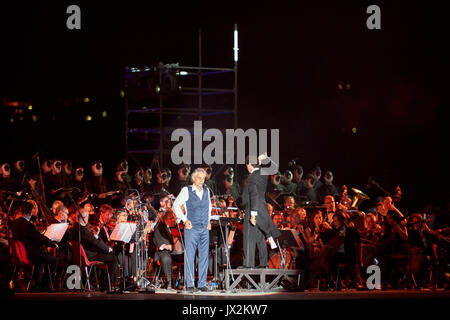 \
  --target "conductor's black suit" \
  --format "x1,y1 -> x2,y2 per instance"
241,168 -> 280,268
